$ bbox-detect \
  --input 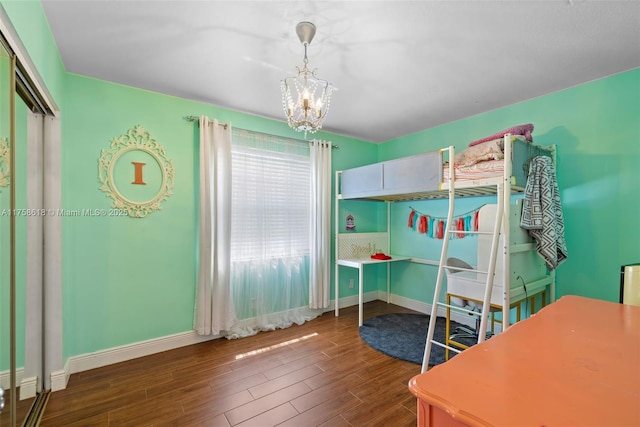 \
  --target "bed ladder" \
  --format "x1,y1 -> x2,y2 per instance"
420,146 -> 507,373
